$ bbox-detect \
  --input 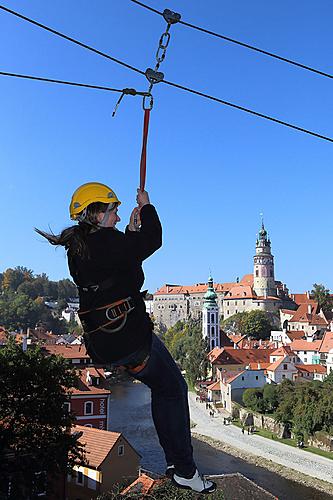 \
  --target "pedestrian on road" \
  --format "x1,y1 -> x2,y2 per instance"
242,426 -> 245,434
36,182 -> 216,495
